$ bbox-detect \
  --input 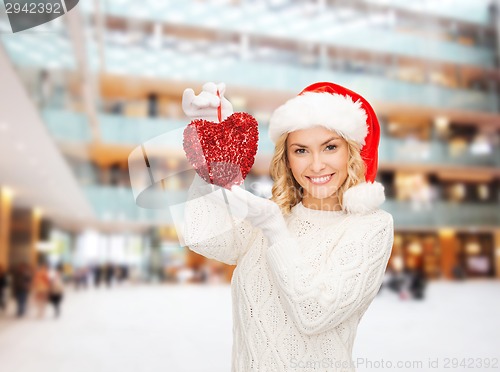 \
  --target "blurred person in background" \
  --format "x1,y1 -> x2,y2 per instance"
0,264 -> 8,313
38,69 -> 53,107
118,264 -> 129,284
32,263 -> 50,318
12,262 -> 33,318
452,263 -> 467,280
398,268 -> 413,301
62,262 -> 73,284
74,266 -> 90,290
48,264 -> 65,318
409,267 -> 427,300
182,82 -> 393,371
387,254 -> 407,298
378,266 -> 394,295
93,264 -> 103,288
104,263 -> 114,288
